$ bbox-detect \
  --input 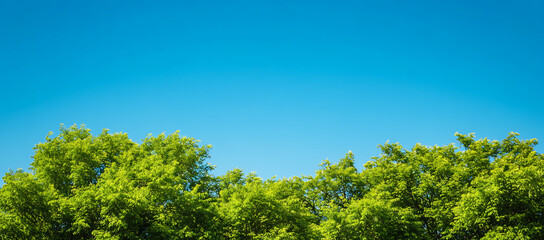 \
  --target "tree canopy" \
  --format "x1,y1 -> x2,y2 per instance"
1,125 -> 543,239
